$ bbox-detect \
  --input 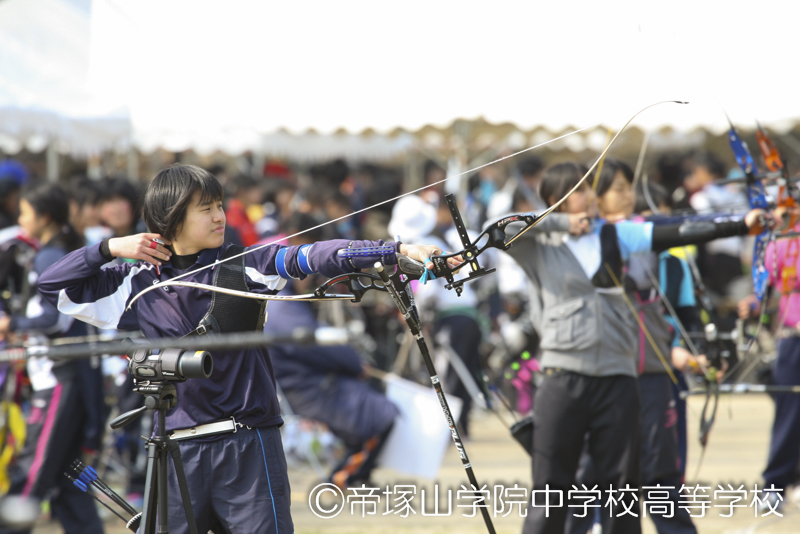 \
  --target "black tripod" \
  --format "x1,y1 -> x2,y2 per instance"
111,382 -> 199,534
